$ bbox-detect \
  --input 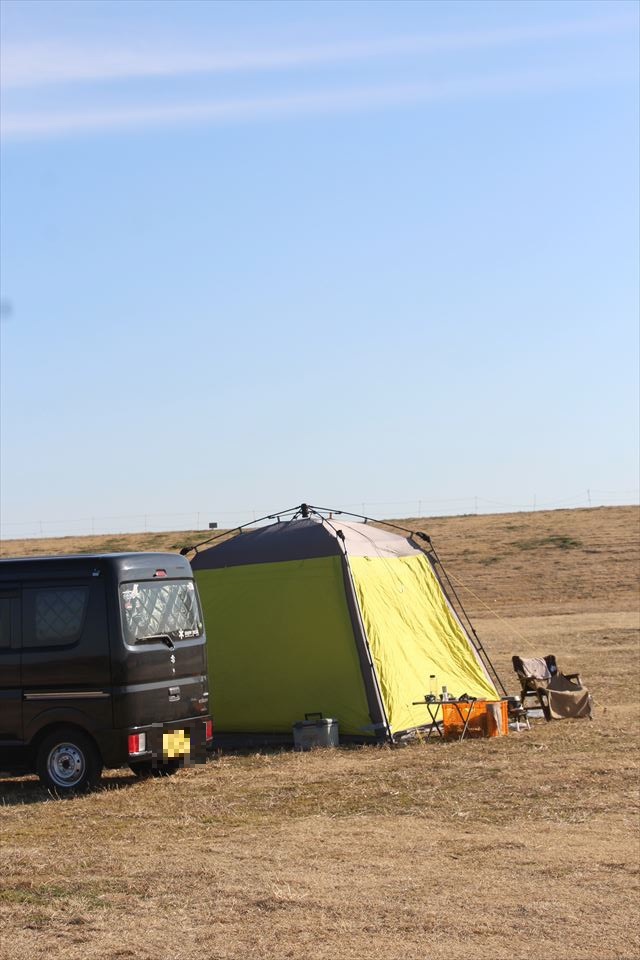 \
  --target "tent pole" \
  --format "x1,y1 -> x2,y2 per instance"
340,551 -> 394,746
309,504 -> 419,537
317,511 -> 394,745
180,504 -> 303,555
